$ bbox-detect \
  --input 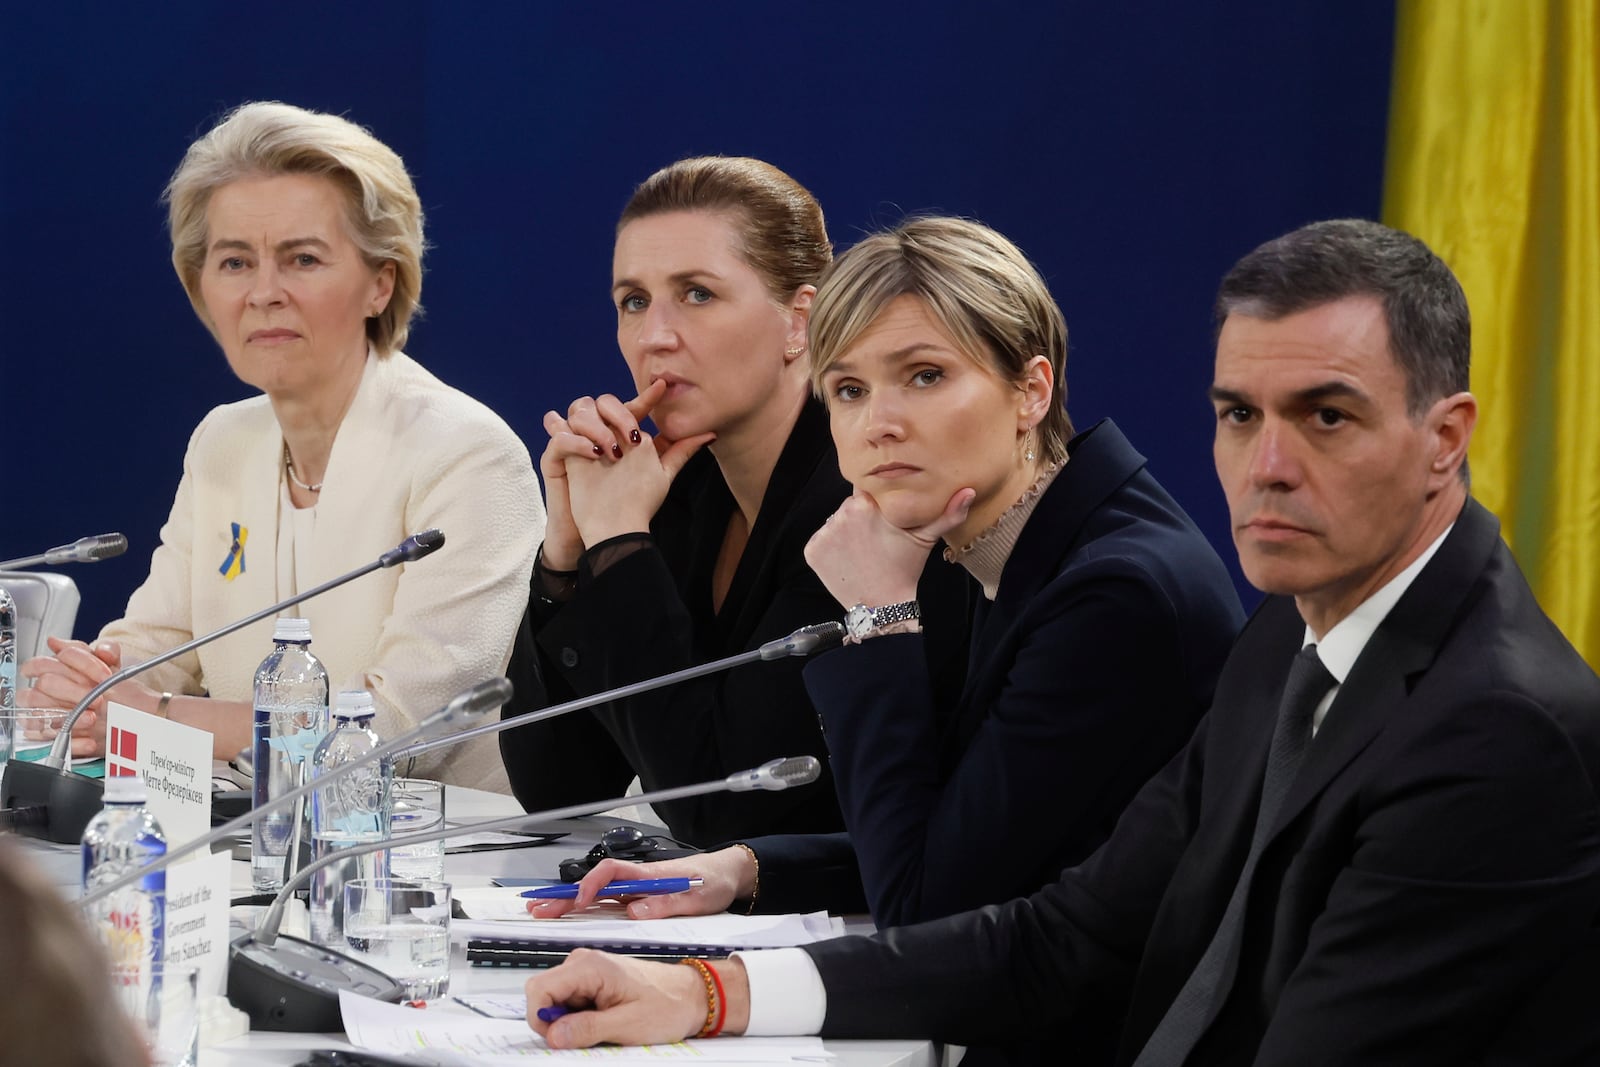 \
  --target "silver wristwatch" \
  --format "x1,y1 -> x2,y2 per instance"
844,600 -> 921,643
